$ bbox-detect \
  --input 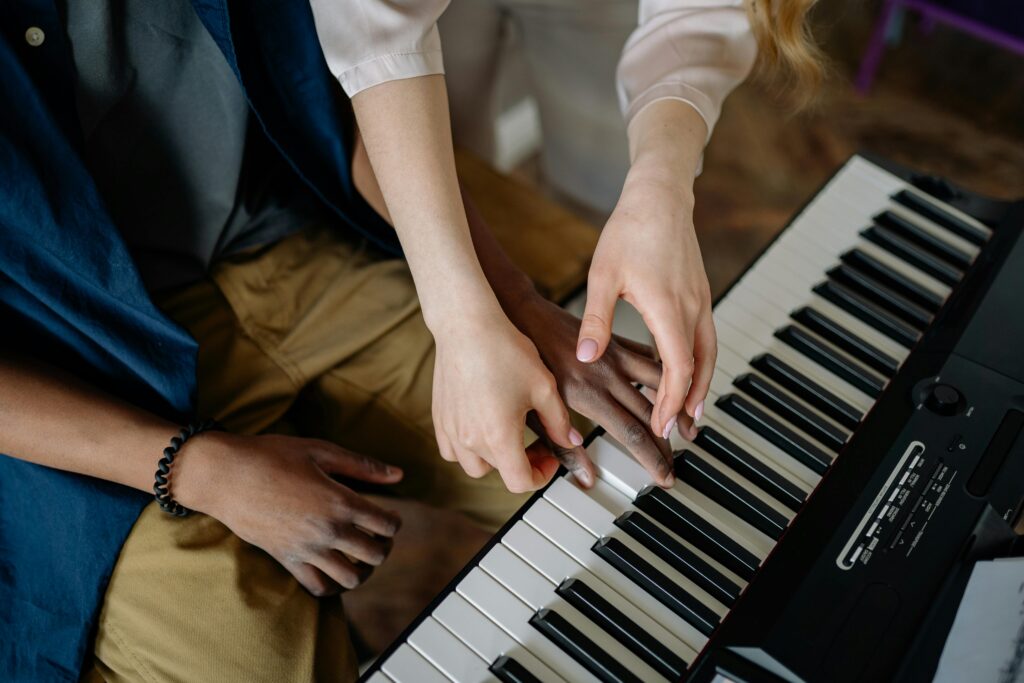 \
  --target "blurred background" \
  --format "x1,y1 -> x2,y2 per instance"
453,0 -> 1024,302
